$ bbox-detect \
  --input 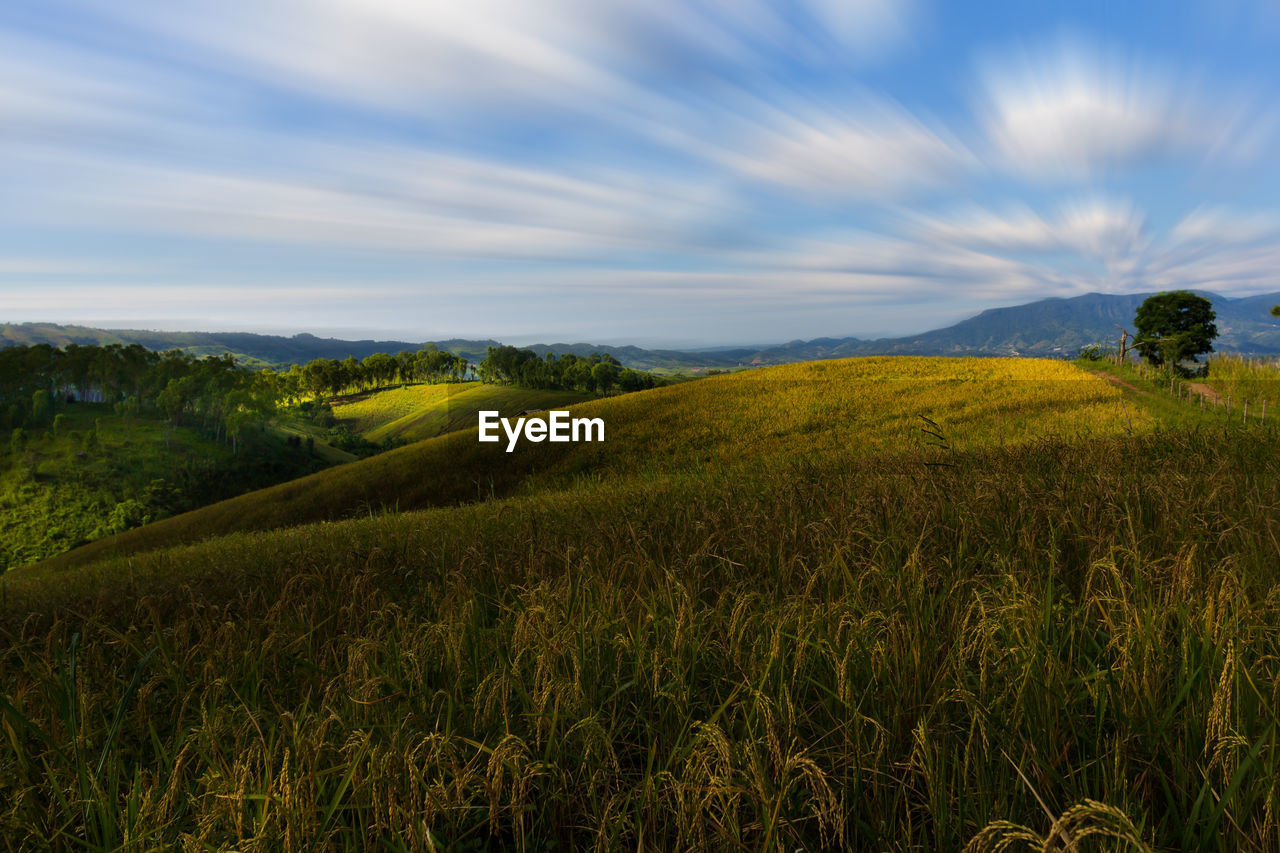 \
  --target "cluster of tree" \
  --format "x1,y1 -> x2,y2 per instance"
0,343 -> 278,453
477,346 -> 660,393
281,347 -> 469,402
